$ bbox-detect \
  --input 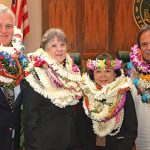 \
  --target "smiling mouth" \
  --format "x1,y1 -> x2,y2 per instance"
144,50 -> 150,54
56,54 -> 64,56
0,35 -> 8,37
100,80 -> 107,83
